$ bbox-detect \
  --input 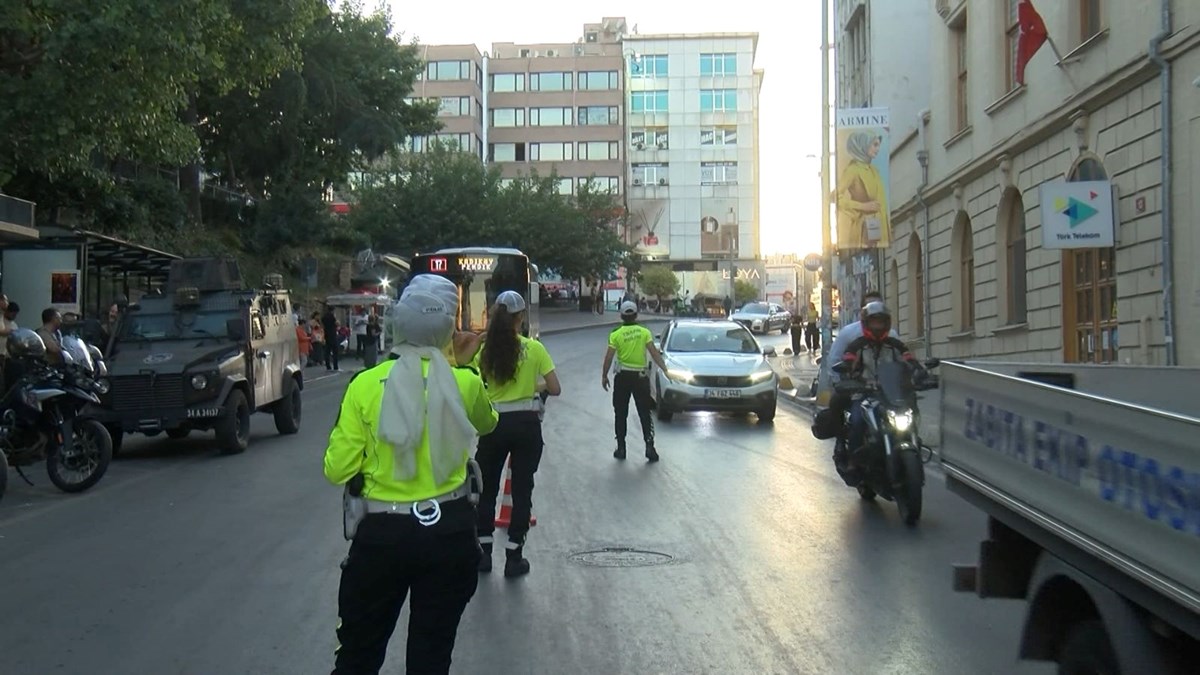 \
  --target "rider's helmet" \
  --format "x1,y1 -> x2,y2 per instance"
7,328 -> 46,358
861,301 -> 892,342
